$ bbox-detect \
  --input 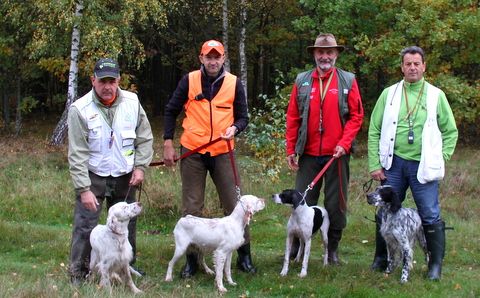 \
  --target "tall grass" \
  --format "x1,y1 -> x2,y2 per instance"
0,135 -> 479,297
